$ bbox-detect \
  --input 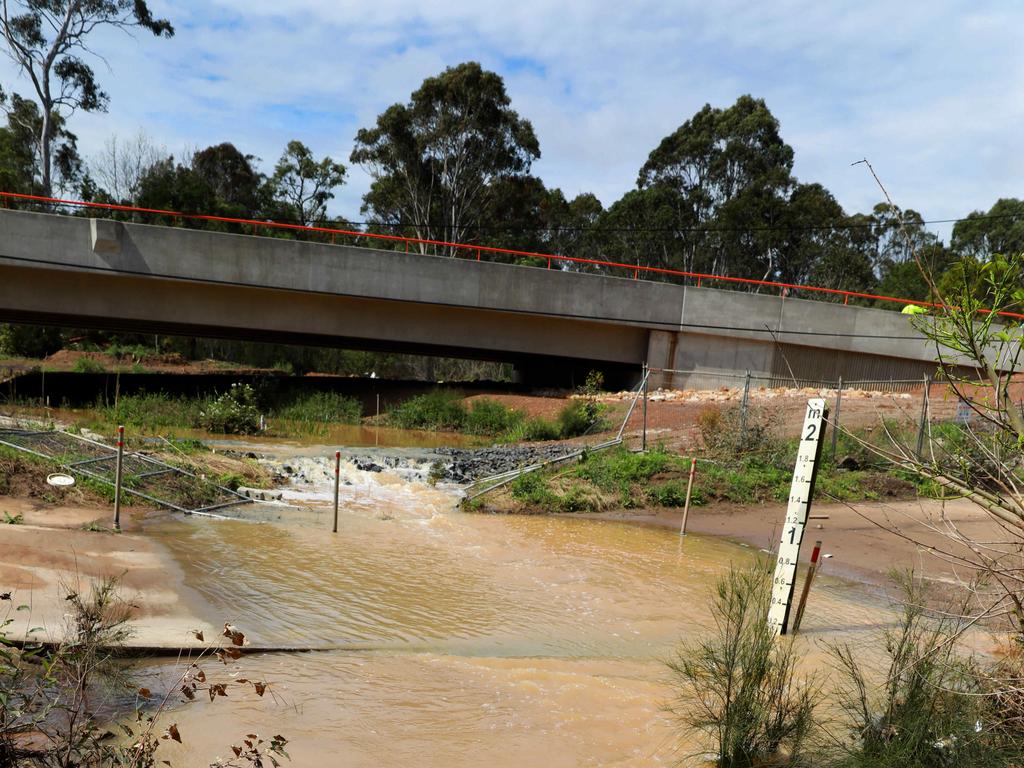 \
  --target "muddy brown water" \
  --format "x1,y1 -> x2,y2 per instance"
132,451 -> 895,767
